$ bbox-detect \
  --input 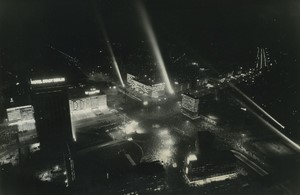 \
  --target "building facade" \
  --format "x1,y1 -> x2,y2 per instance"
126,73 -> 166,101
181,93 -> 200,119
30,77 -> 74,149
